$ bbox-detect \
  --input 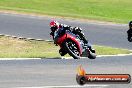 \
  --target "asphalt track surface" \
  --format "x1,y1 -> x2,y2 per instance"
0,12 -> 132,88
0,12 -> 131,49
0,57 -> 132,88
